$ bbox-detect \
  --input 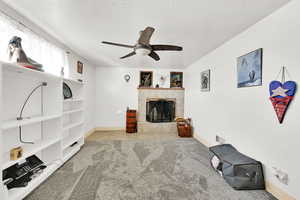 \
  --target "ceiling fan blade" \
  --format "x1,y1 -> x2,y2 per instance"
138,27 -> 155,45
151,45 -> 183,51
102,41 -> 135,48
148,51 -> 160,61
120,51 -> 136,59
